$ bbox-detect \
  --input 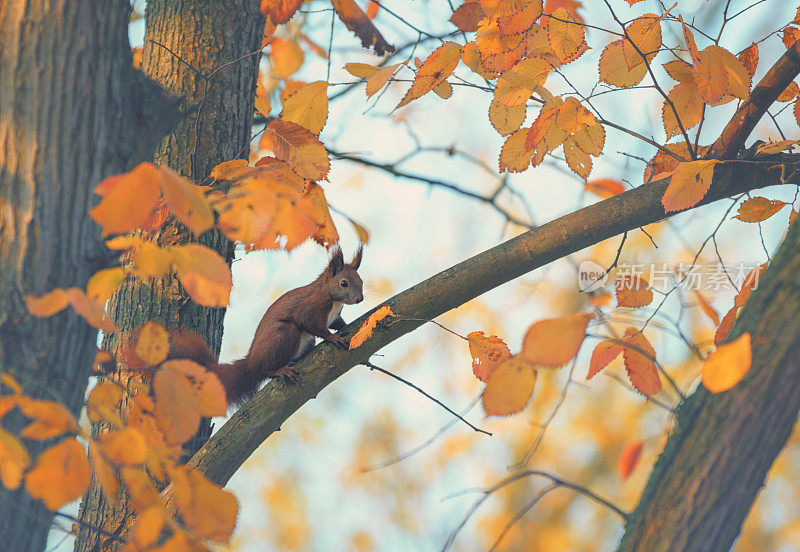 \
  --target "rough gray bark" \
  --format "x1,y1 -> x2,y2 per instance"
0,2 -> 178,552
74,1 -> 263,551
616,194 -> 800,552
